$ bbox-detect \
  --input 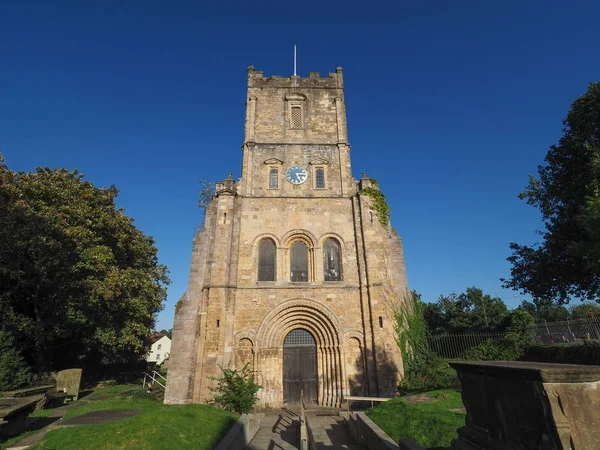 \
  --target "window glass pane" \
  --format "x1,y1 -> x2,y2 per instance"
323,238 -> 342,281
291,106 -> 302,129
315,168 -> 325,189
269,169 -> 278,189
258,239 -> 276,281
290,241 -> 308,282
284,329 -> 315,346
